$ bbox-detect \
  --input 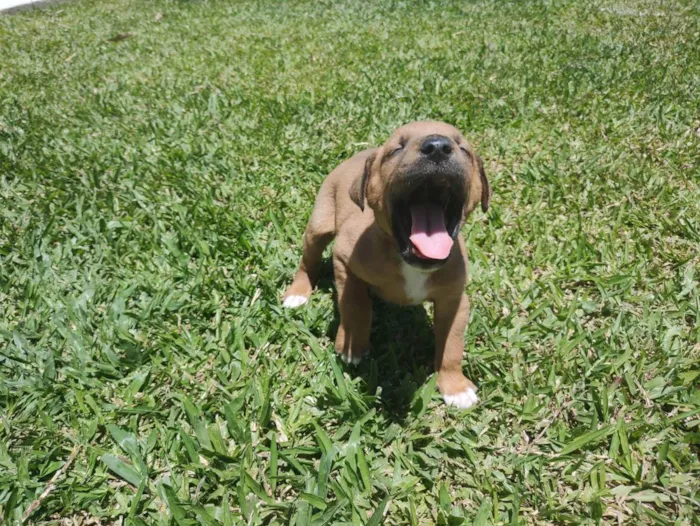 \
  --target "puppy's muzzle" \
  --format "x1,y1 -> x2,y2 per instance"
390,161 -> 466,269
